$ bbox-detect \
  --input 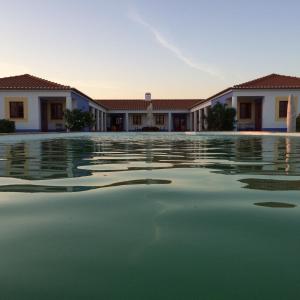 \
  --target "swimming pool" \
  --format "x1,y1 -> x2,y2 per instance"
0,133 -> 299,299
